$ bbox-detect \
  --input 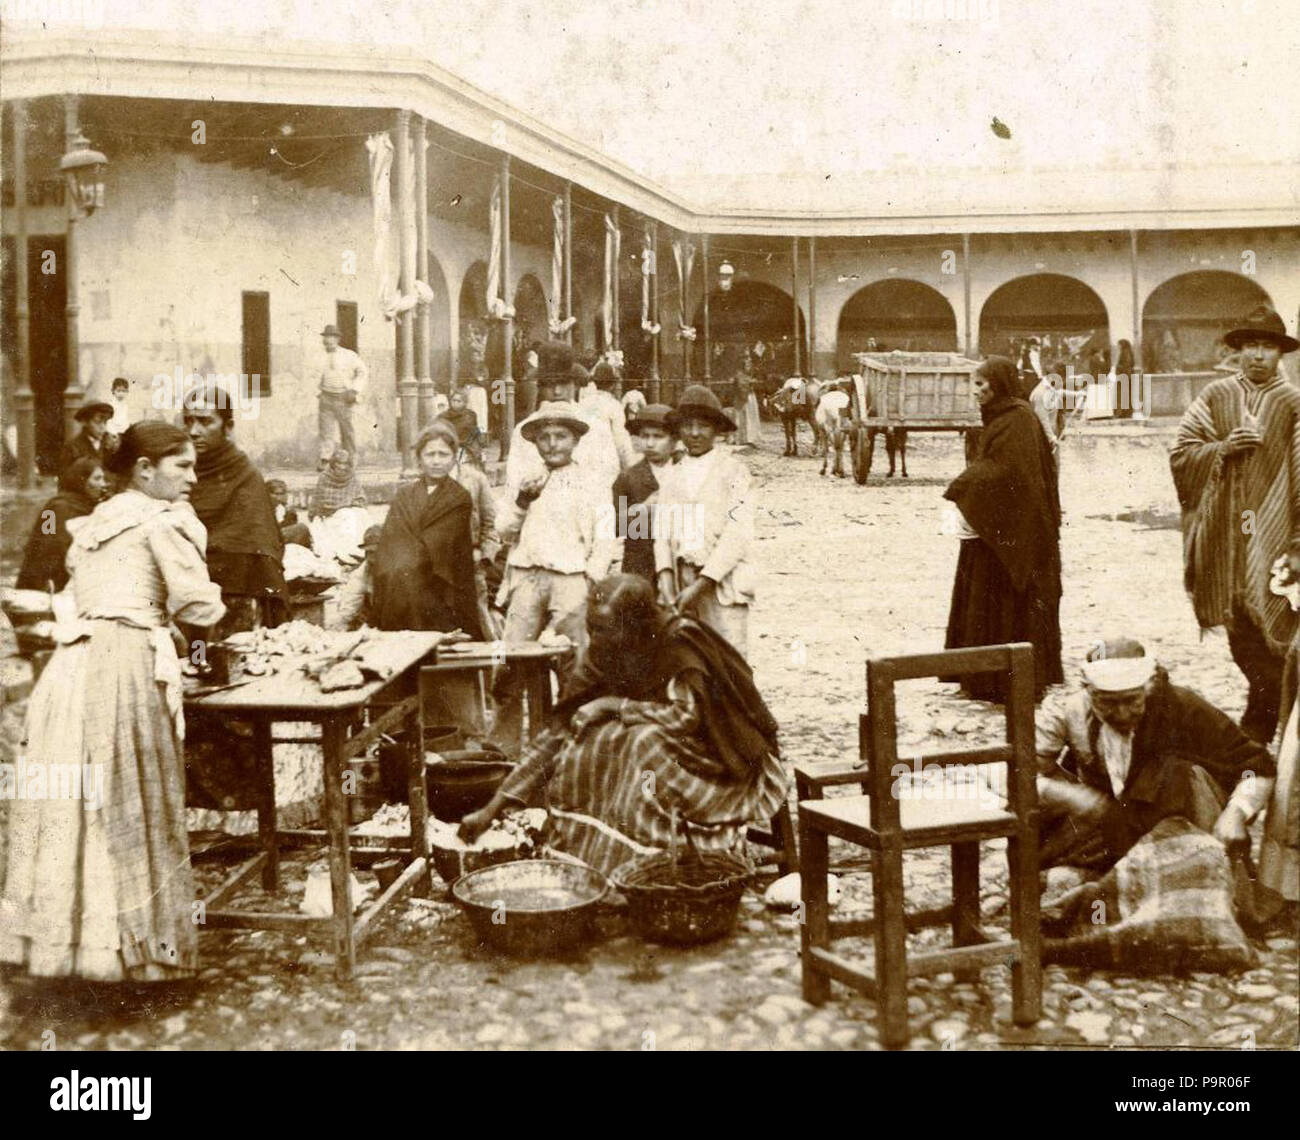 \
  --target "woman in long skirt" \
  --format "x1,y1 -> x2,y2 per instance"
0,424 -> 225,982
944,356 -> 1064,701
